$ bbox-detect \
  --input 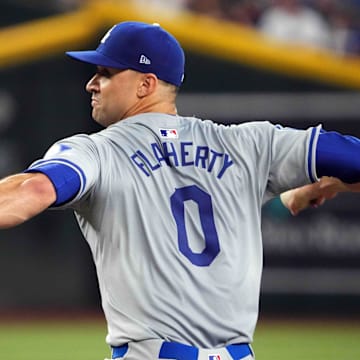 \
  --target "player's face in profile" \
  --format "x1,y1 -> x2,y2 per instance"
86,66 -> 141,126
